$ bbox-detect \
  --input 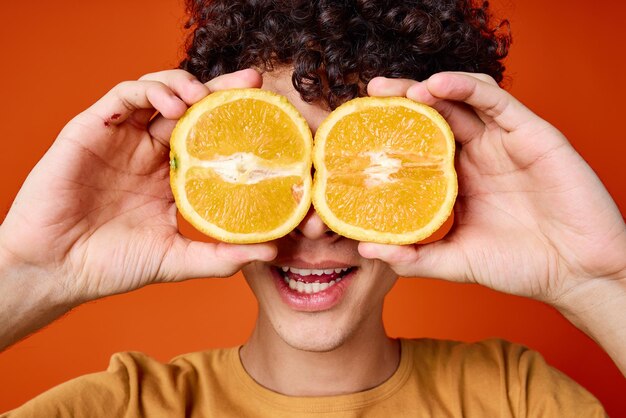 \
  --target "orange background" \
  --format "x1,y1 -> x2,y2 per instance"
0,0 -> 625,415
